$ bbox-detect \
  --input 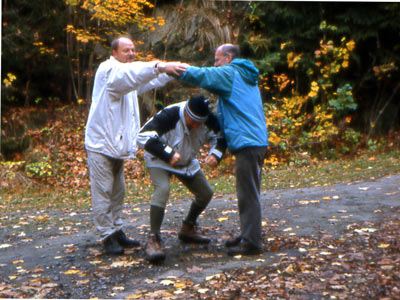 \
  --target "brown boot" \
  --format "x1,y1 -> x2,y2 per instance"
145,233 -> 165,263
178,221 -> 210,244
